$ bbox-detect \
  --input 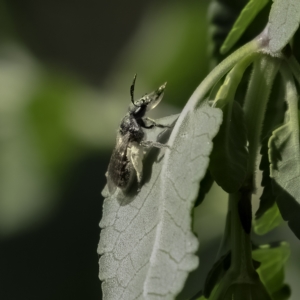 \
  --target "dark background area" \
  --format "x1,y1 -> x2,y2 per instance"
0,0 -> 149,298
0,1 -> 210,299
3,0 -> 150,85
